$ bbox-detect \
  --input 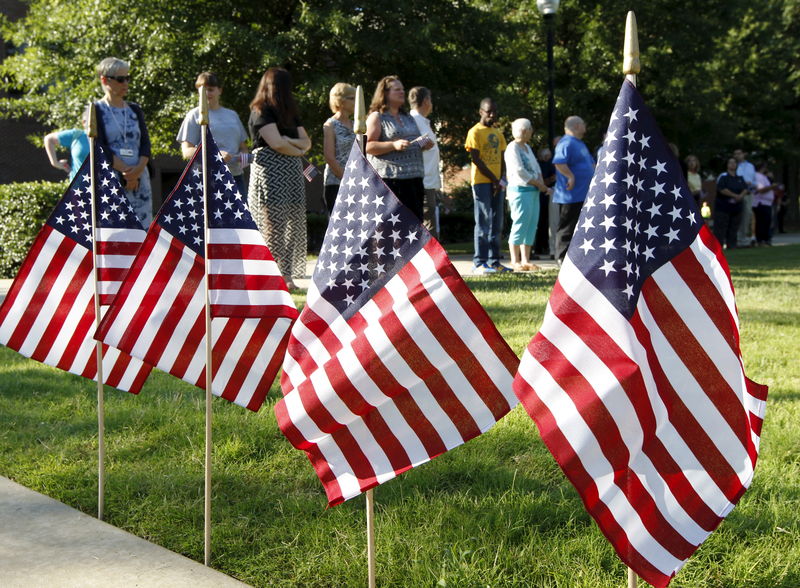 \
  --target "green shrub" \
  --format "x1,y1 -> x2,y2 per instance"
0,181 -> 65,278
